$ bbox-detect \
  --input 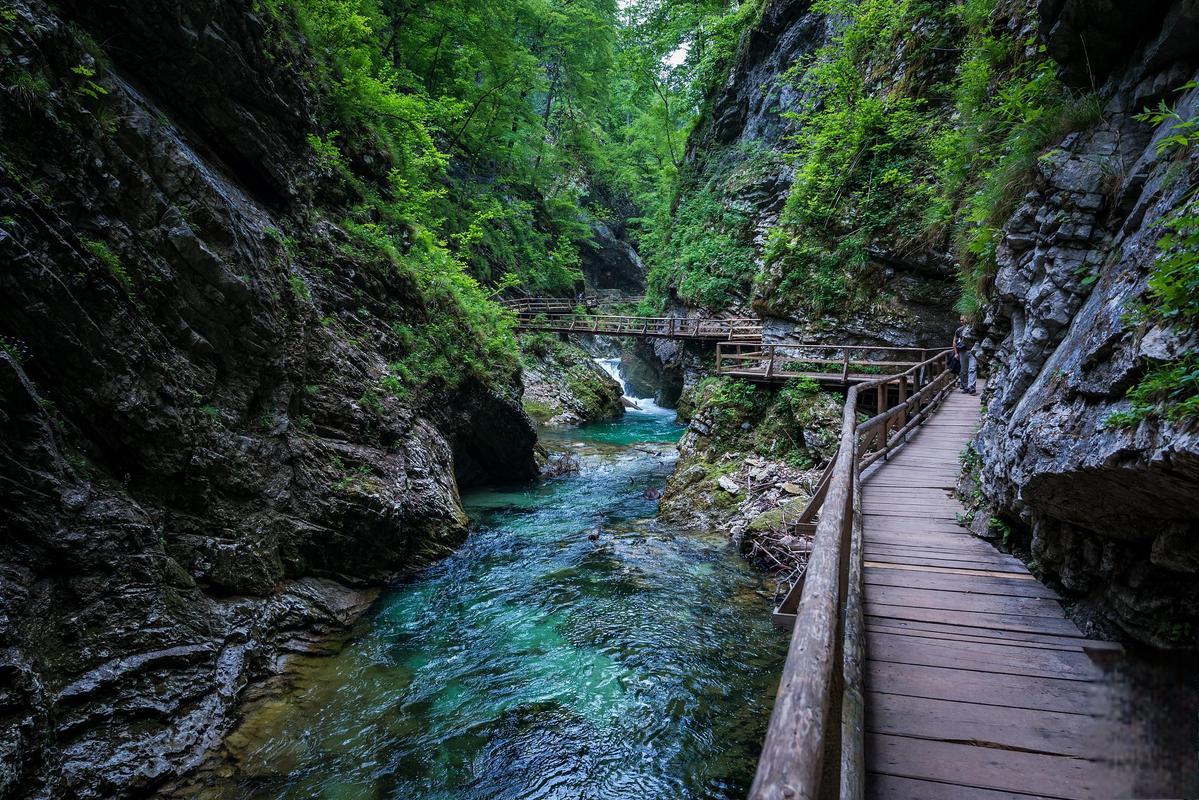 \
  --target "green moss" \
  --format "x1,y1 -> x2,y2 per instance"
747,497 -> 807,534
687,377 -> 841,466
